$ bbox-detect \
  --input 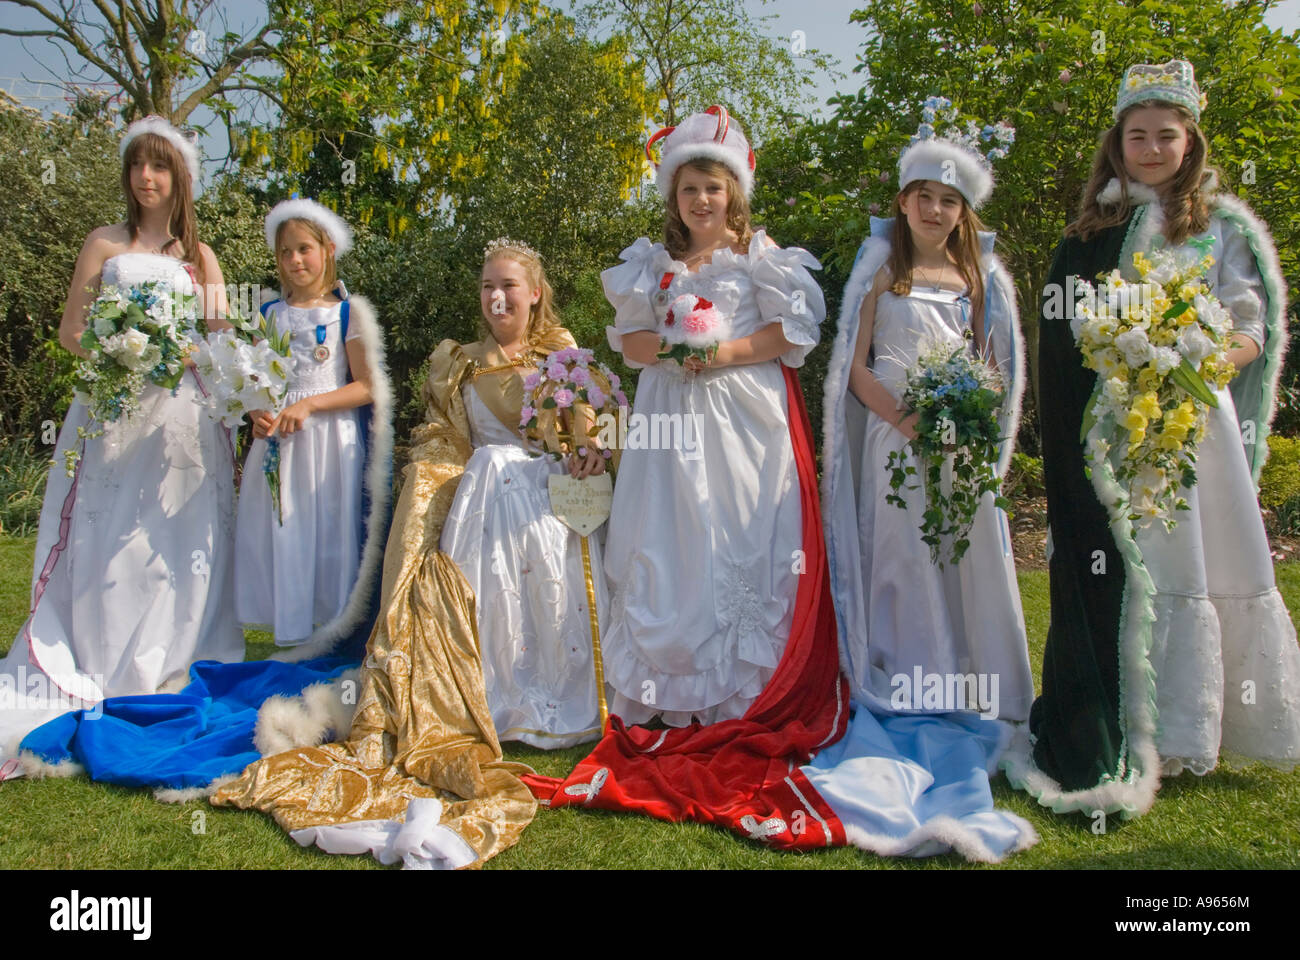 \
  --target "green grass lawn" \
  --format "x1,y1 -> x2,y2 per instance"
1,532 -> 1297,869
